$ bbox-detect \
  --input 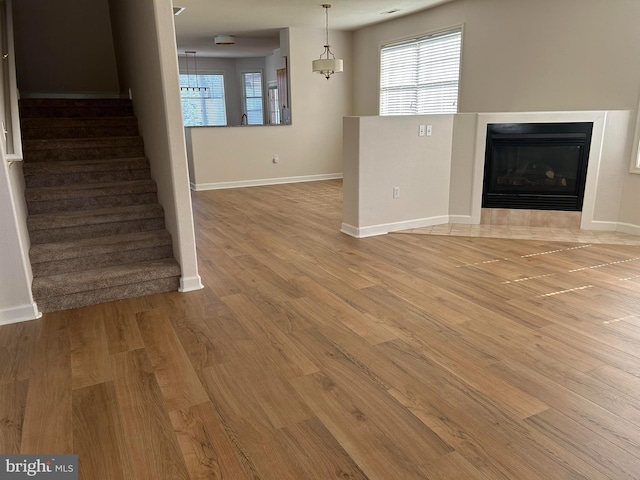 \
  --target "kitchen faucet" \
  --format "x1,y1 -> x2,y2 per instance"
241,113 -> 248,125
